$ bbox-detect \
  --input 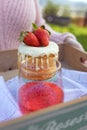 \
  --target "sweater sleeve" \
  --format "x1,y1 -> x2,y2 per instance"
34,0 -> 76,44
